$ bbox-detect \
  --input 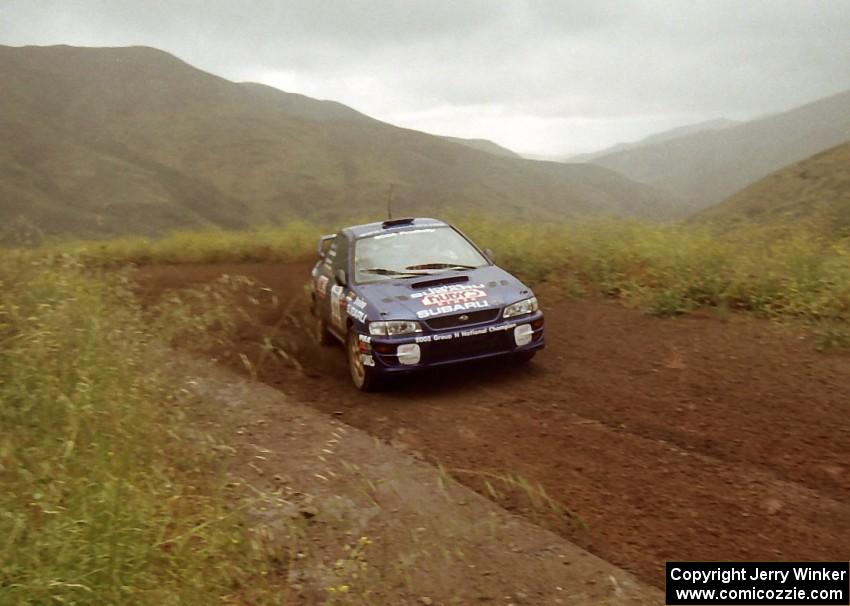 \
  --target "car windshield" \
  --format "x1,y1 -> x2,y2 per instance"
353,226 -> 489,284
